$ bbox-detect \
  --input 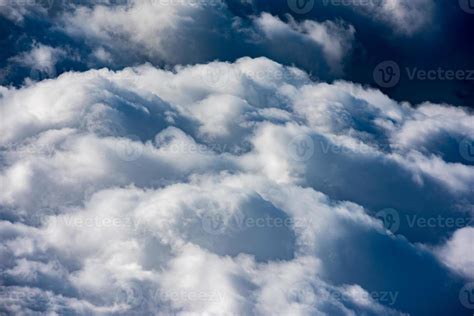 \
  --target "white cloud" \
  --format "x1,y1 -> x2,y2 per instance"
10,43 -> 65,78
434,227 -> 474,280
0,57 -> 472,314
348,0 -> 434,34
253,13 -> 355,73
